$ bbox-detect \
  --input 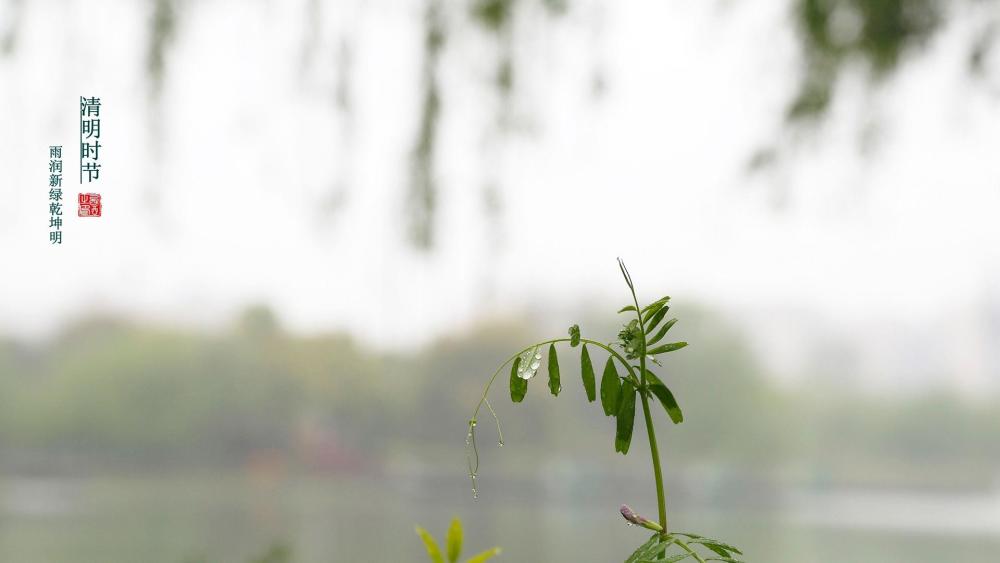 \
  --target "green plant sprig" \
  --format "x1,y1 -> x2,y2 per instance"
465,259 -> 746,562
416,517 -> 500,563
